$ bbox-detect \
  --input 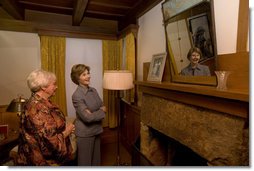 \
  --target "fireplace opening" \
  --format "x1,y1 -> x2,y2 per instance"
167,135 -> 208,166
137,126 -> 208,166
